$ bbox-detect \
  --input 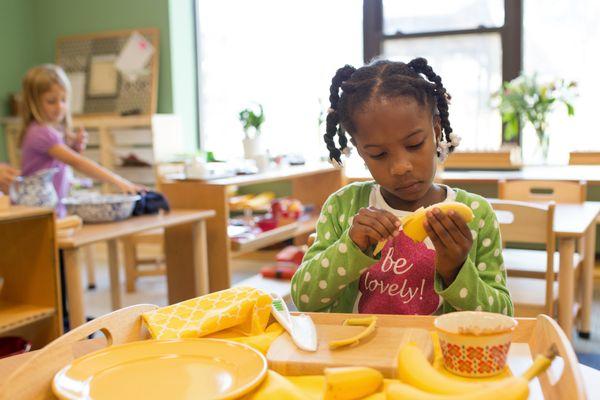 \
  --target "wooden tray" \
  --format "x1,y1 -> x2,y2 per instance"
267,324 -> 433,378
281,313 -> 585,400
